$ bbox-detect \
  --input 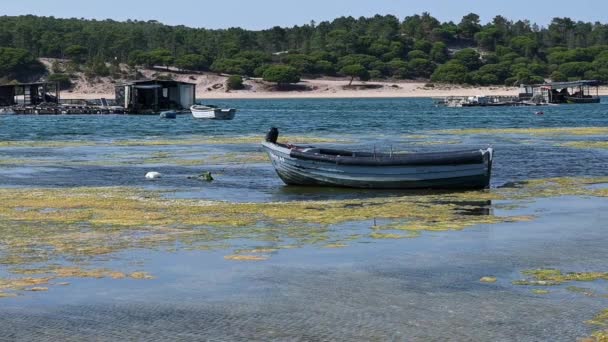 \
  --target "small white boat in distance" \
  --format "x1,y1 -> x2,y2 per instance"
190,105 -> 237,120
